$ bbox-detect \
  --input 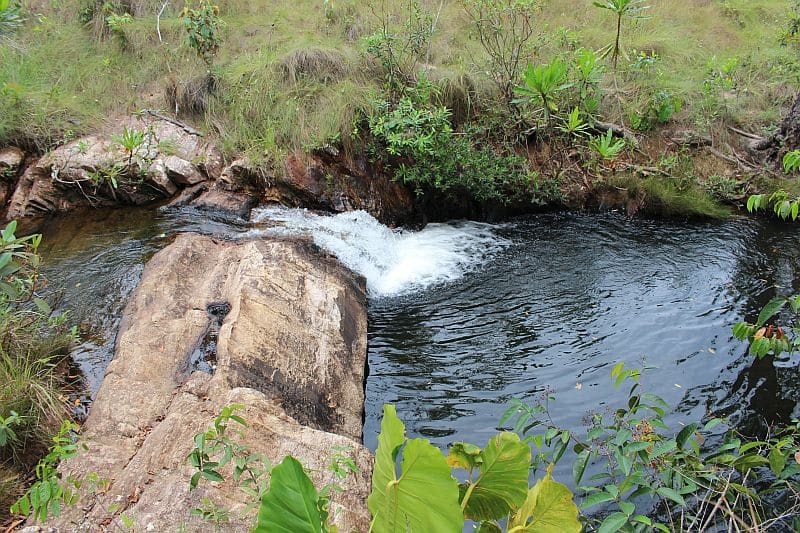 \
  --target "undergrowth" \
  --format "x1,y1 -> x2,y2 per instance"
1,0 -> 798,215
0,221 -> 76,524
